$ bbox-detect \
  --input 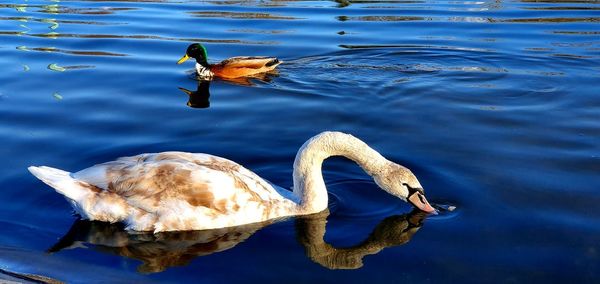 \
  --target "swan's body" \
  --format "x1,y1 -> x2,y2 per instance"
29,132 -> 435,233
177,43 -> 280,79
